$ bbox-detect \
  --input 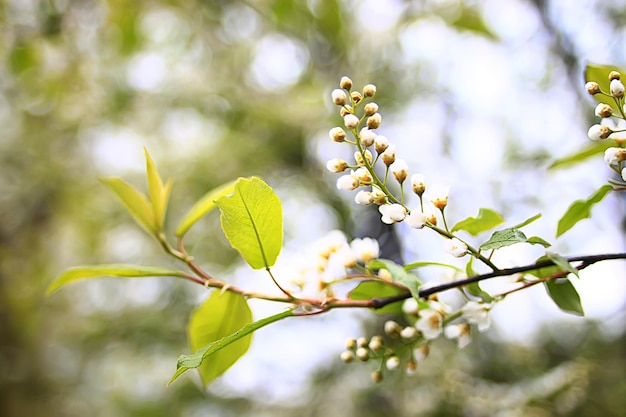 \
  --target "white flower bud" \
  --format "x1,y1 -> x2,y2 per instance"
343,114 -> 360,129
604,147 -> 625,165
340,105 -> 353,117
400,326 -> 418,340
360,128 -> 376,147
331,89 -> 347,105
622,167 -> 626,182
363,84 -> 376,97
350,91 -> 363,103
364,102 -> 379,116
340,350 -> 354,363
406,359 -> 418,375
585,81 -> 600,95
386,356 -> 401,371
390,158 -> 409,183
374,135 -> 389,153
402,298 -> 419,315
413,344 -> 430,362
355,190 -> 374,205
336,174 -> 359,190
367,112 -> 382,129
609,71 -> 621,81
357,337 -> 369,347
380,144 -> 396,166
445,237 -> 468,258
379,203 -> 407,224
340,76 -> 353,90
370,186 -> 387,205
368,335 -> 384,352
371,370 -> 383,383
384,320 -> 402,337
346,338 -> 357,349
411,174 -> 426,195
356,347 -> 369,361
378,268 -> 392,281
326,158 -> 348,173
350,237 -> 379,262
329,127 -> 347,142
610,79 -> 625,98
354,150 -> 373,166
353,167 -> 373,183
587,124 -> 612,141
429,184 -> 450,210
595,103 -> 613,118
